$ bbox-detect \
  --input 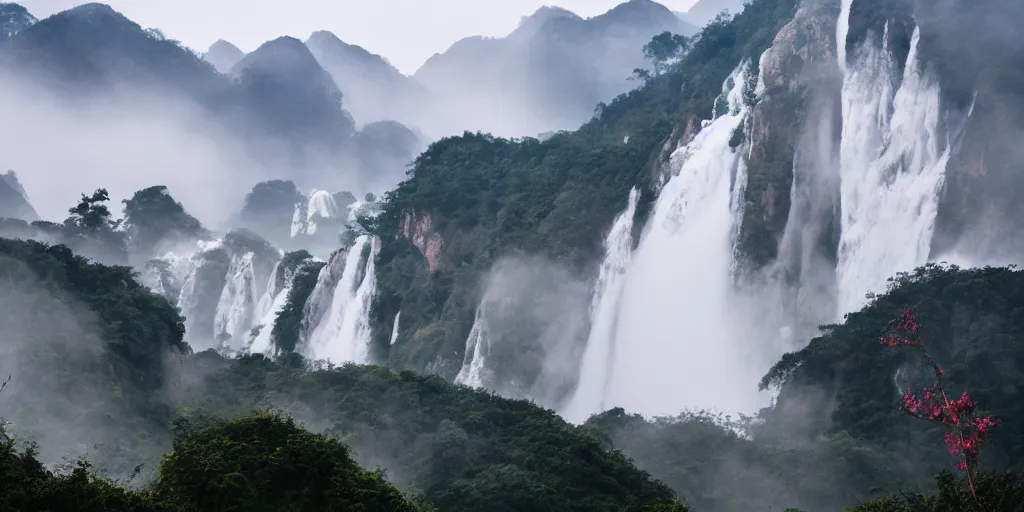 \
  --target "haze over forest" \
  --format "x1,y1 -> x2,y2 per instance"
2,0 -> 1024,510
